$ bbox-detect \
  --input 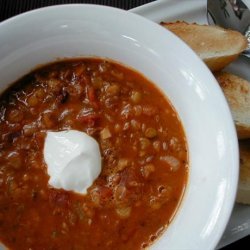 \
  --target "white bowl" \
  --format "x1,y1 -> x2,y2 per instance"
0,4 -> 238,250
